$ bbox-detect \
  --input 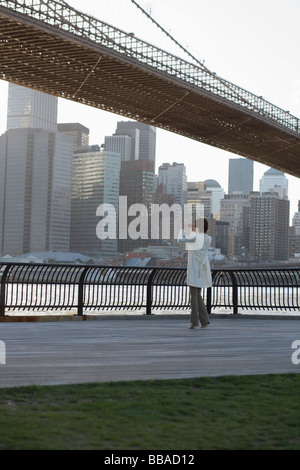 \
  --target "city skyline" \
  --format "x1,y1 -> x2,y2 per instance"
0,0 -> 299,220
0,81 -> 298,263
